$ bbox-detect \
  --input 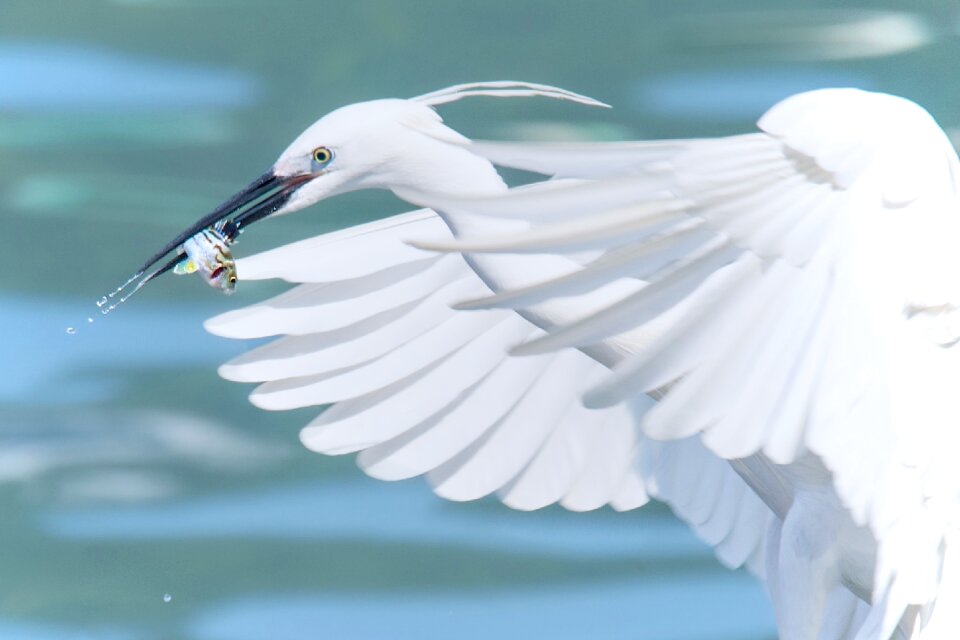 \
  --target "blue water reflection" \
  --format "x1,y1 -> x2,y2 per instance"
0,41 -> 257,111
43,479 -> 703,559
41,480 -> 775,639
0,621 -> 132,640
0,295 -> 241,405
632,68 -> 873,120
191,577 -> 772,640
